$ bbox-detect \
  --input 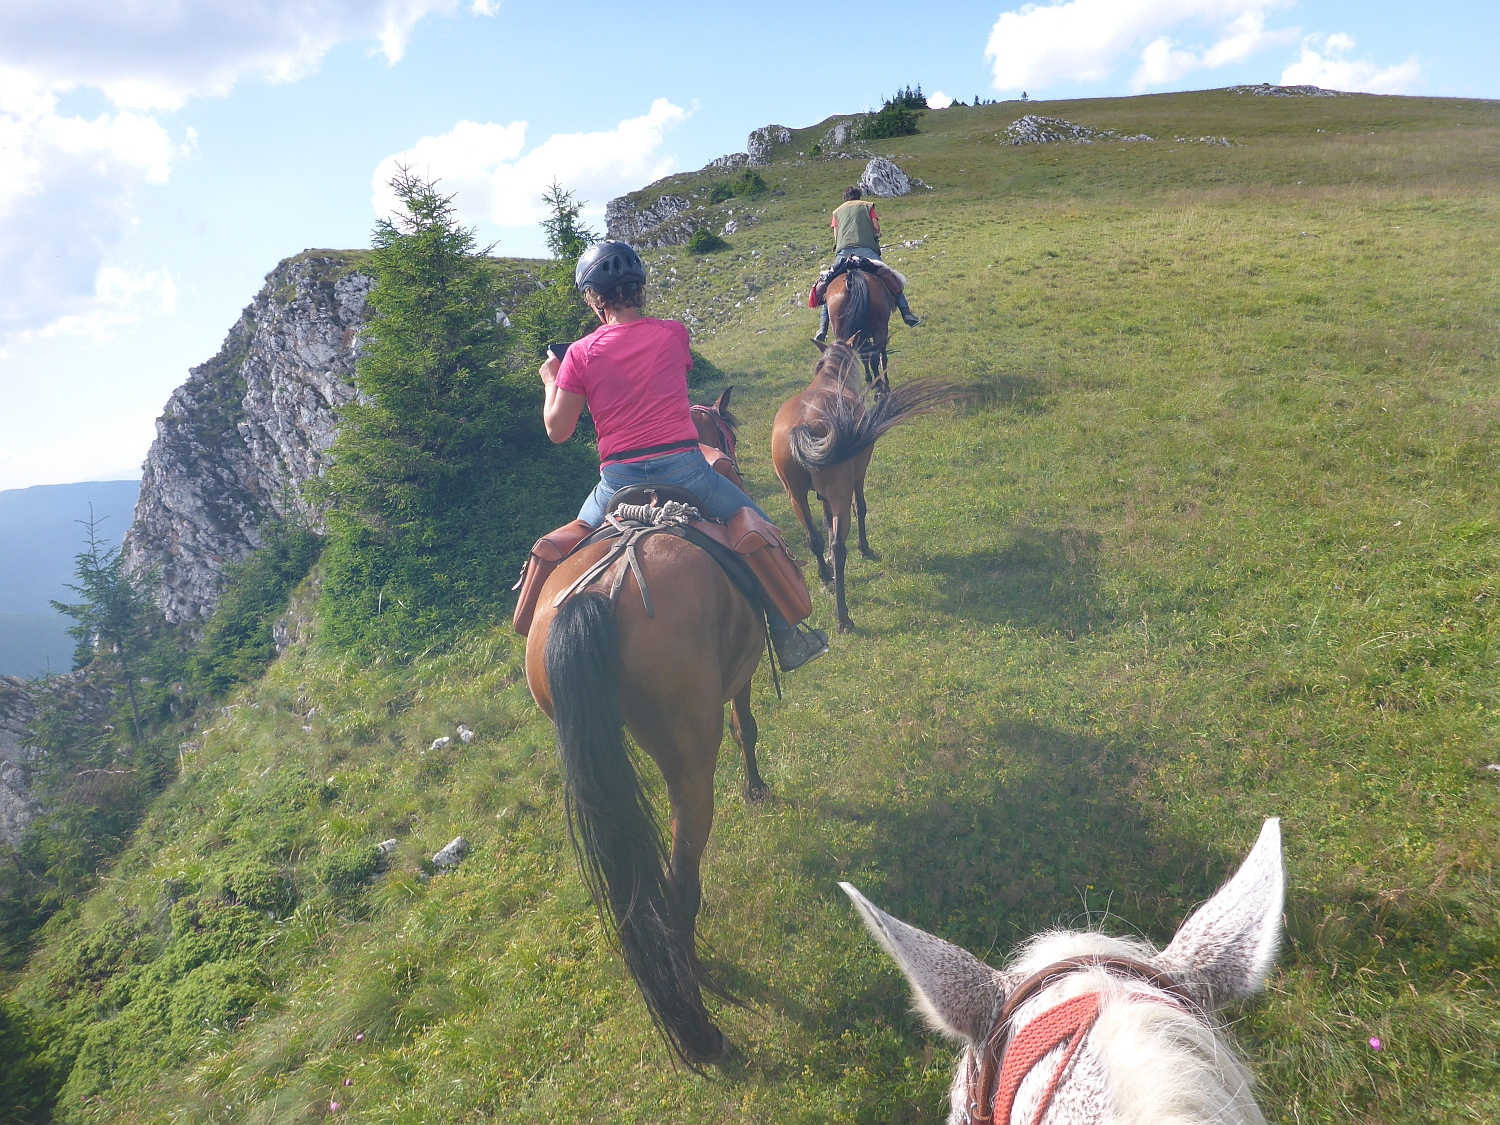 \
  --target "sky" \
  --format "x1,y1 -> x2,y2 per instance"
1,0 -> 1494,492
